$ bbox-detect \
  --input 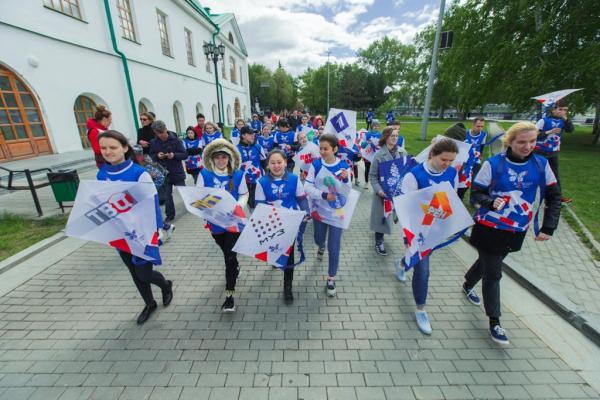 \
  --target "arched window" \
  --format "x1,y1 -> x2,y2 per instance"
172,102 -> 182,134
138,100 -> 148,115
196,102 -> 204,116
0,65 -> 51,160
229,57 -> 237,84
212,104 -> 218,123
74,95 -> 97,148
234,98 -> 241,119
239,66 -> 243,86
221,59 -> 227,80
226,105 -> 232,126
228,32 -> 234,45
